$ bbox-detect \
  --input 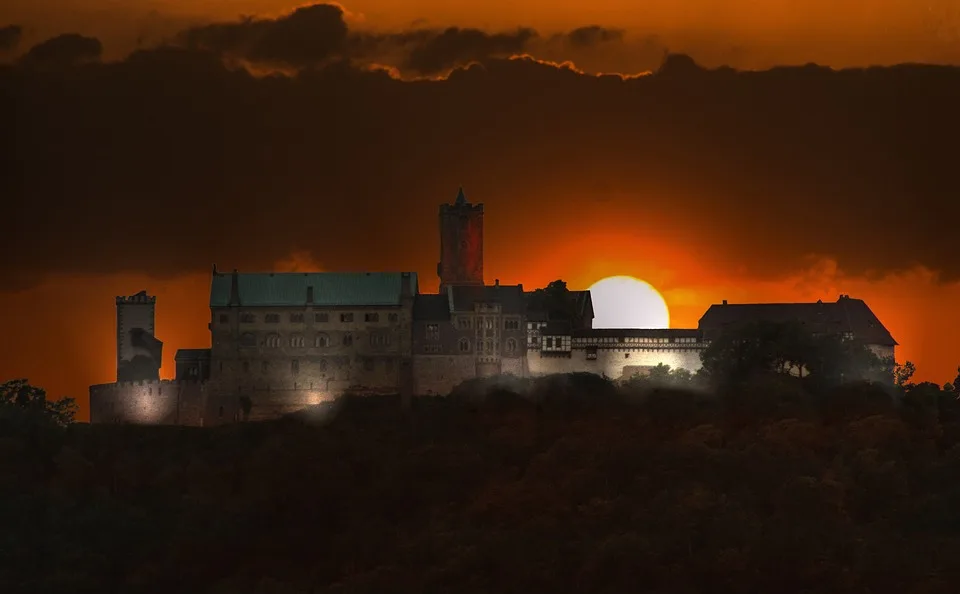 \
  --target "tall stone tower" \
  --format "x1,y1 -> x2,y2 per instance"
438,187 -> 484,291
116,290 -> 163,382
